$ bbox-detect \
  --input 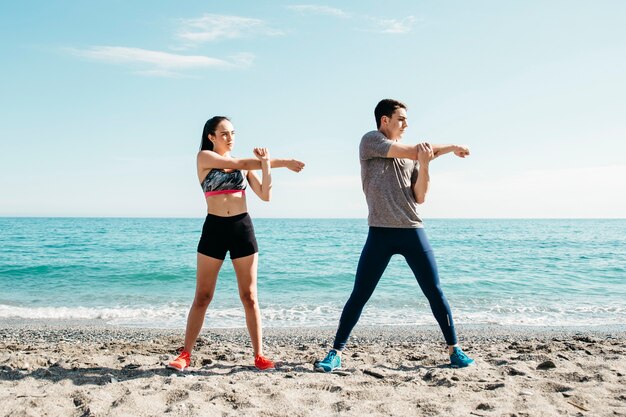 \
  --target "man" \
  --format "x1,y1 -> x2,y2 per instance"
314,99 -> 475,372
